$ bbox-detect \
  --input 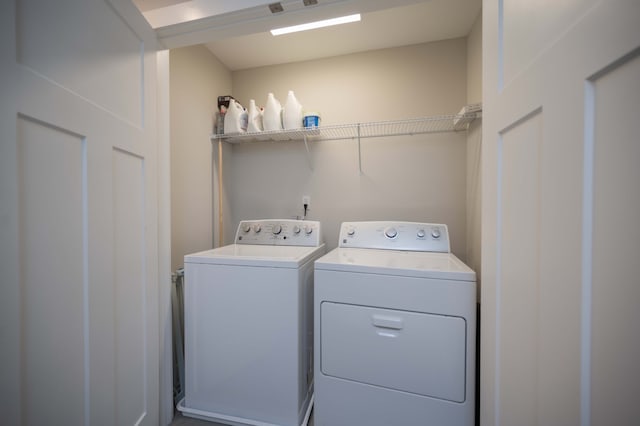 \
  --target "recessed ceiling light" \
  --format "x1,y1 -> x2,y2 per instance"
270,13 -> 361,36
